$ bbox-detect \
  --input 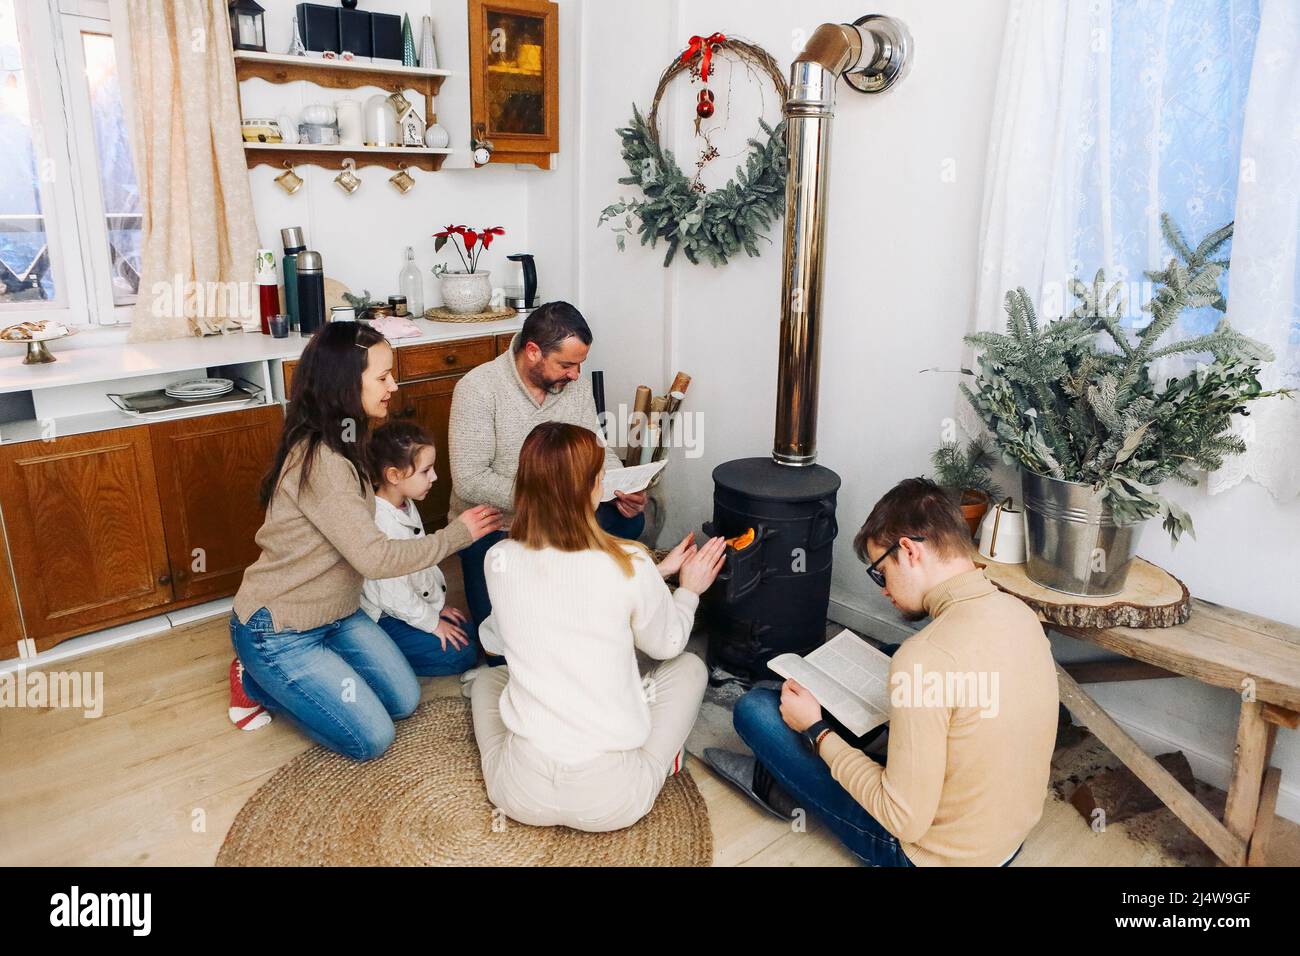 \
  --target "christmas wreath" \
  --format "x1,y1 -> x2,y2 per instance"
598,33 -> 788,267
